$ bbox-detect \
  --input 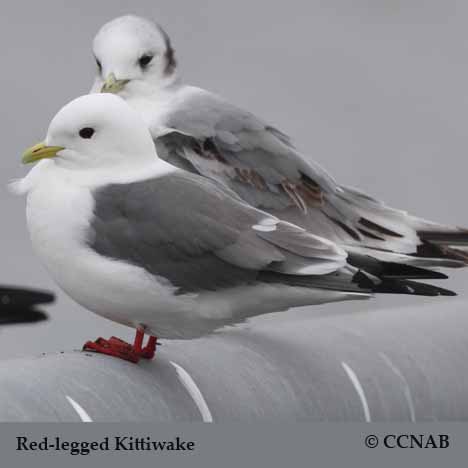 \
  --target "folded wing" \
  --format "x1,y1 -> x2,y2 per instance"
153,87 -> 468,268
89,171 -> 347,295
